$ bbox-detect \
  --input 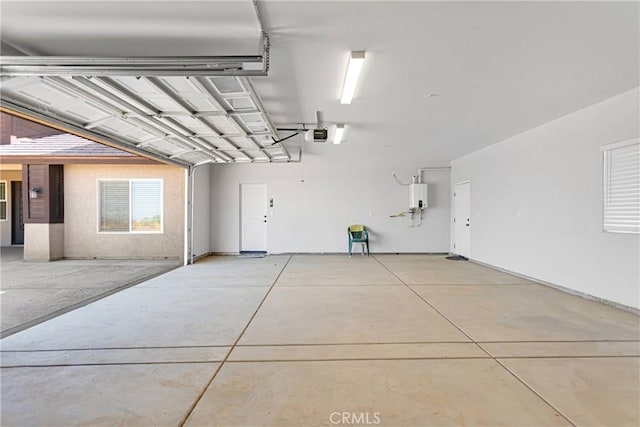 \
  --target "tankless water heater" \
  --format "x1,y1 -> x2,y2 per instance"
409,183 -> 428,209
